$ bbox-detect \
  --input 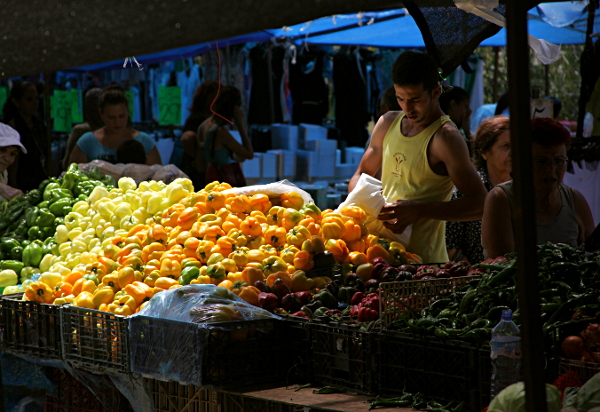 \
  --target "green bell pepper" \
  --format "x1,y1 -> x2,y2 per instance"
9,246 -> 22,261
48,188 -> 73,204
25,207 -> 39,227
1,260 -> 24,275
42,238 -> 57,255
61,164 -> 85,191
74,181 -> 98,197
27,226 -> 44,241
37,201 -> 49,209
38,177 -> 58,193
20,239 -> 31,248
22,240 -> 44,267
42,226 -> 54,239
86,166 -> 103,180
179,266 -> 200,285
36,208 -> 55,227
100,175 -> 116,187
22,189 -> 42,205
49,198 -> 72,217
14,218 -> 29,237
314,288 -> 339,309
83,273 -> 99,286
0,238 -> 20,253
42,182 -> 61,201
